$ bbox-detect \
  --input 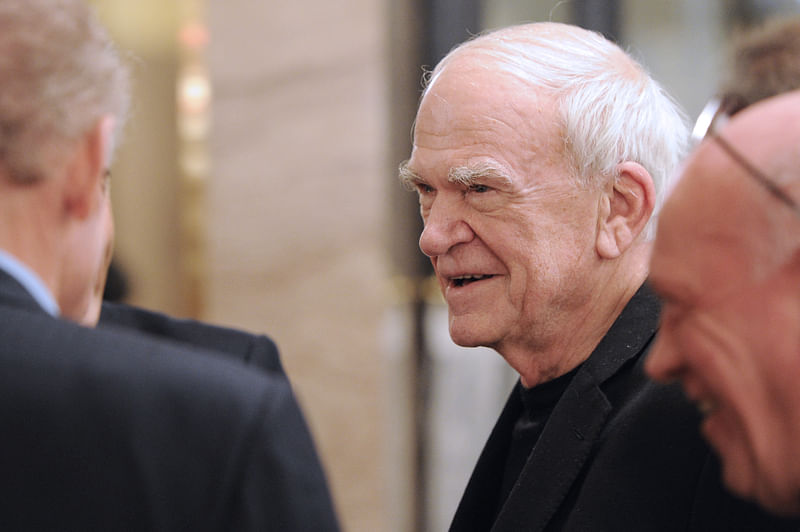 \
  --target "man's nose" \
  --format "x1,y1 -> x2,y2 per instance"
418,197 -> 473,257
644,330 -> 682,383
